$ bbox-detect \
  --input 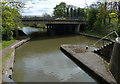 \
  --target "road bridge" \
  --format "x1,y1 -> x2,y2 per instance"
21,17 -> 85,35
21,17 -> 84,24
